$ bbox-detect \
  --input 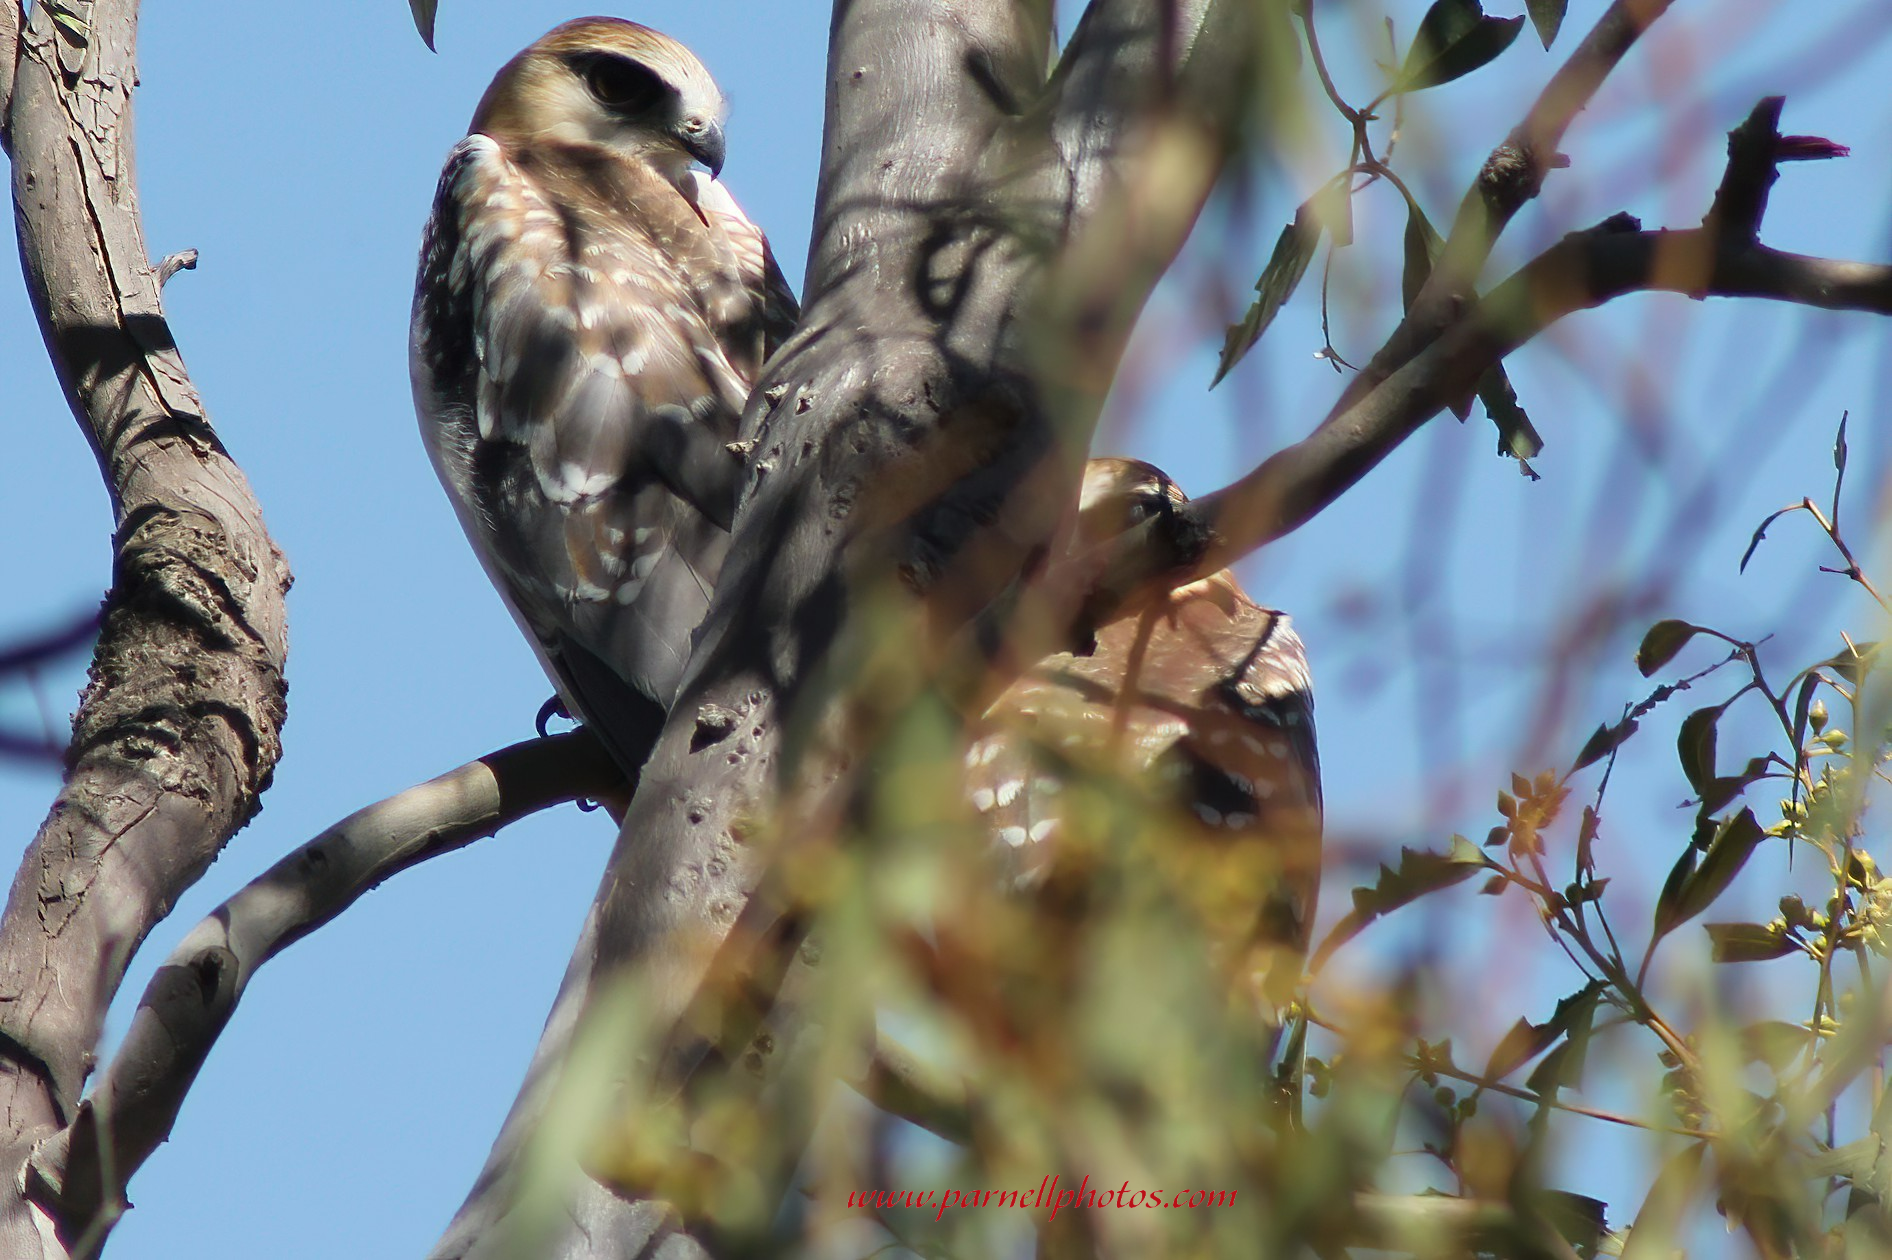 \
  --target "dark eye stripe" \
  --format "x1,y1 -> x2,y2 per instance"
576,54 -> 670,116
